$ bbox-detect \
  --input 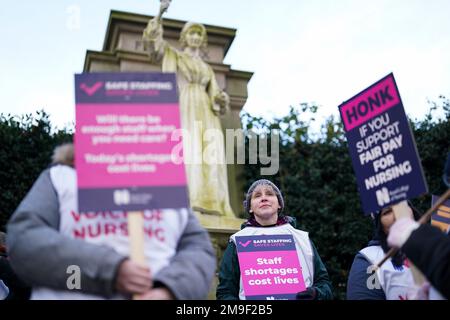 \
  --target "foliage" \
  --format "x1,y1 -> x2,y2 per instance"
0,111 -> 72,232
409,96 -> 450,212
241,99 -> 450,299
